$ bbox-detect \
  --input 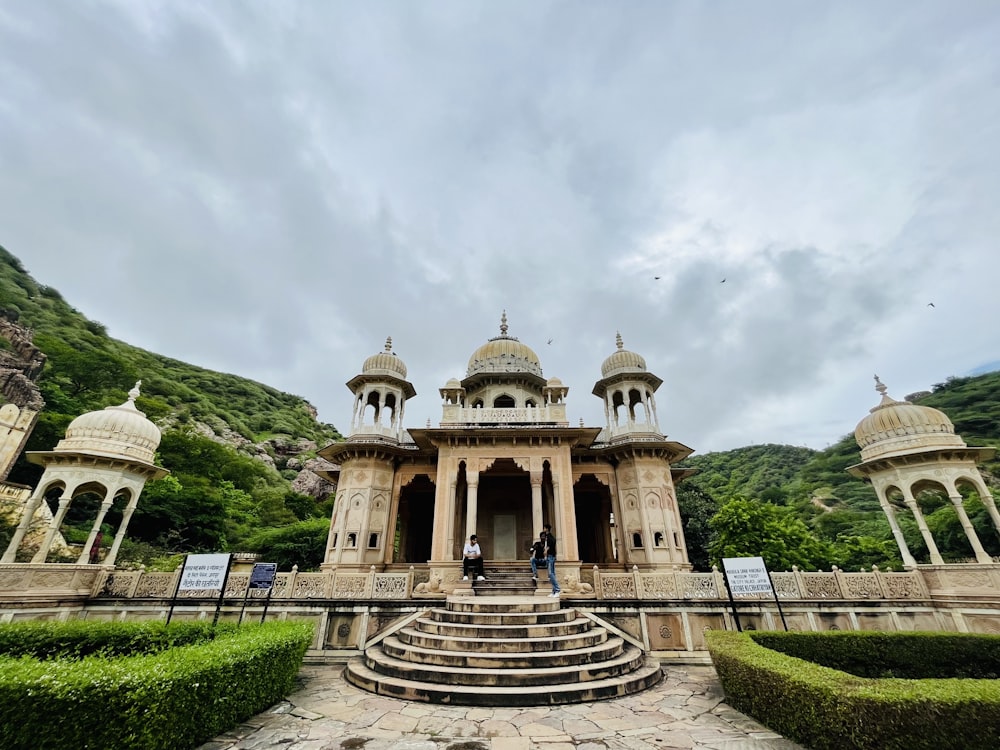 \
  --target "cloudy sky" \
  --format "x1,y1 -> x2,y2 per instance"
2,1 -> 998,453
